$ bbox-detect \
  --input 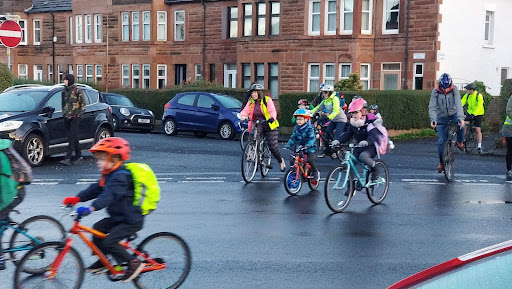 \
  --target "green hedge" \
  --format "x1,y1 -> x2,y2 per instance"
501,79 -> 512,120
